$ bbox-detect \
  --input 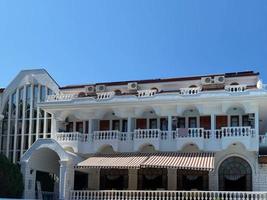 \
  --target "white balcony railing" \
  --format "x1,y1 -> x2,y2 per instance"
137,89 -> 157,98
134,129 -> 161,139
176,128 -> 205,138
180,87 -> 201,95
93,130 -> 120,140
221,126 -> 255,137
96,91 -> 115,100
46,94 -> 77,102
225,84 -> 247,93
56,132 -> 88,142
70,190 -> 267,200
